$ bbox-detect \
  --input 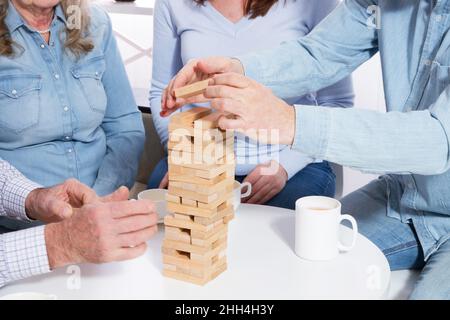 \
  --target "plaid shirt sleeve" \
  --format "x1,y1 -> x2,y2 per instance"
0,159 -> 42,221
0,159 -> 51,288
0,226 -> 51,288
